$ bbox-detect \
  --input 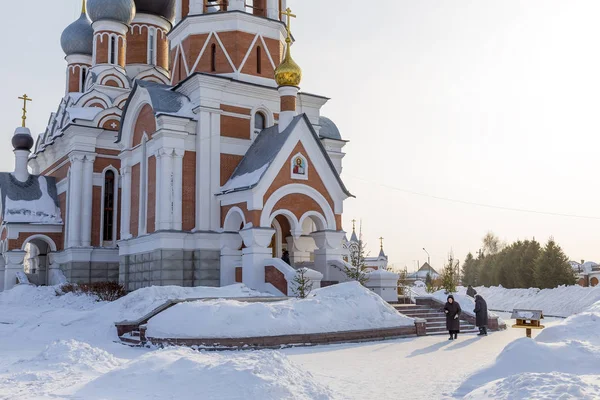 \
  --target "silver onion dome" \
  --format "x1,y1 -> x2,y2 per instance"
134,0 -> 176,23
87,0 -> 136,24
60,11 -> 94,56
